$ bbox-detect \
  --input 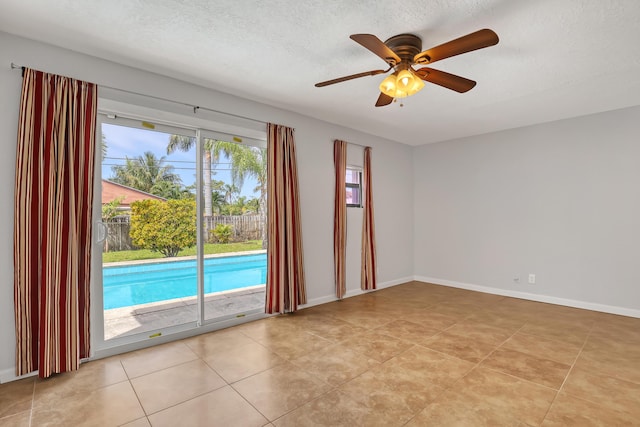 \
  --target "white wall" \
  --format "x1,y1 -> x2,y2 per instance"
414,106 -> 640,314
0,31 -> 414,380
